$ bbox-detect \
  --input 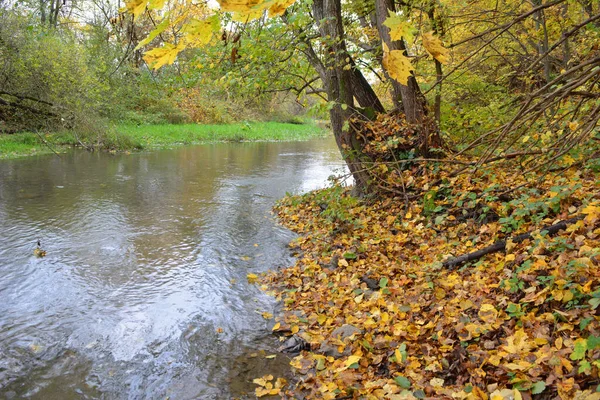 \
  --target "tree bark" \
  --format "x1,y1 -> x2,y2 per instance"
442,215 -> 584,269
312,0 -> 372,193
349,57 -> 385,114
374,0 -> 427,124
